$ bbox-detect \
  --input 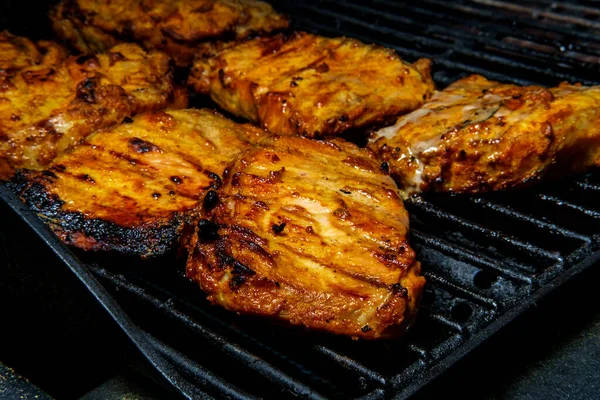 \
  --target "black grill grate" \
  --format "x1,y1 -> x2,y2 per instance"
3,1 -> 600,399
